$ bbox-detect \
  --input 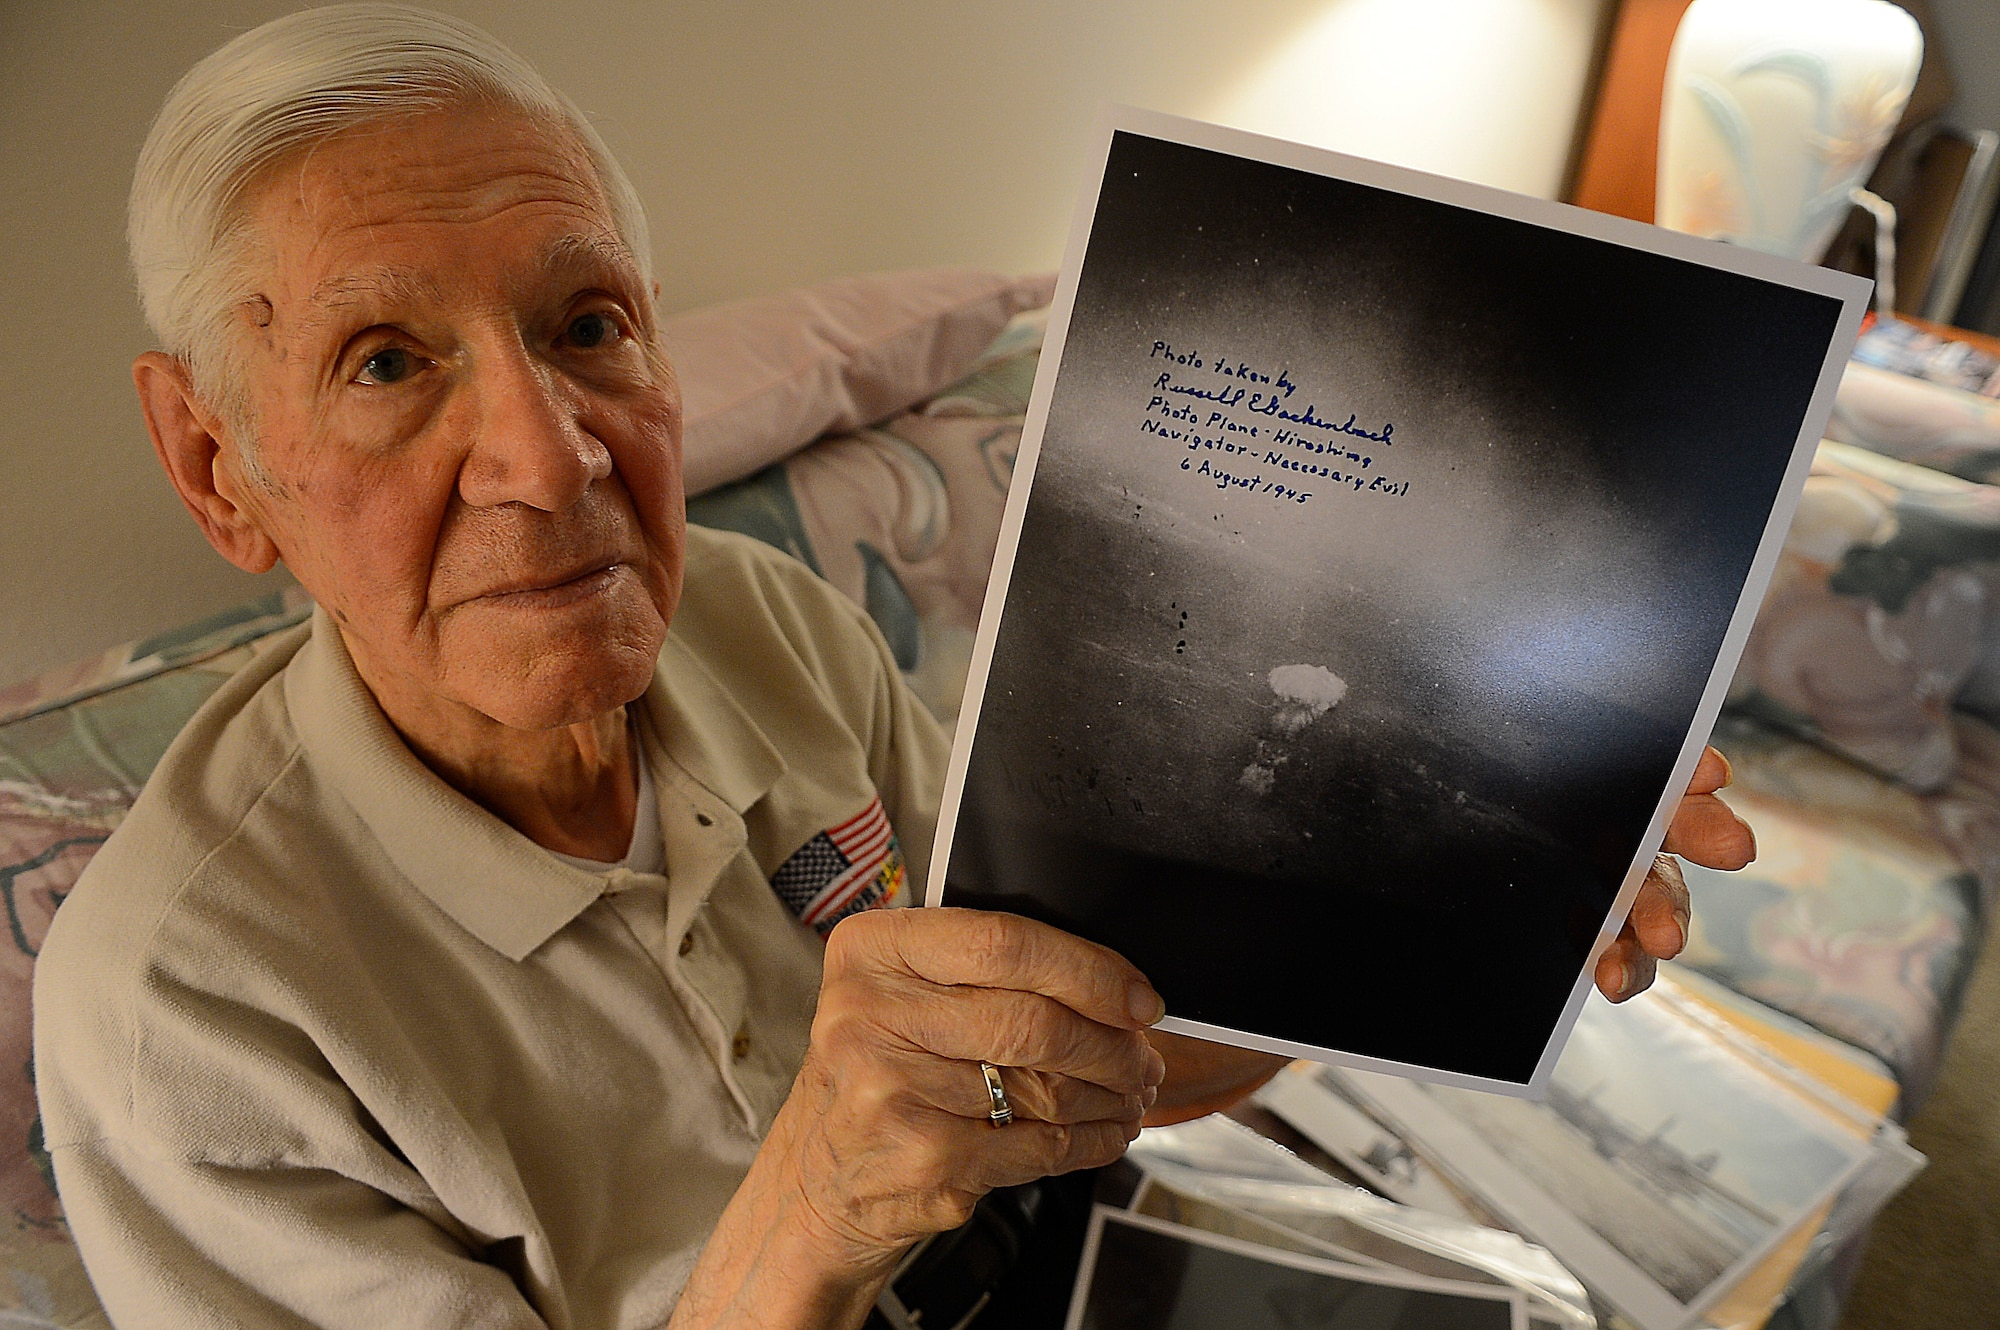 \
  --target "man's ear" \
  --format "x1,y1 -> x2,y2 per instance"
133,352 -> 280,574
